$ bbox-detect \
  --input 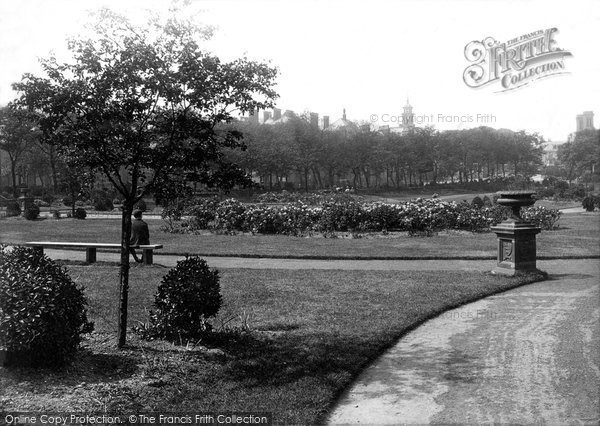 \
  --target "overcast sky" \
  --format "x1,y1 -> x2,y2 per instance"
0,0 -> 598,142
